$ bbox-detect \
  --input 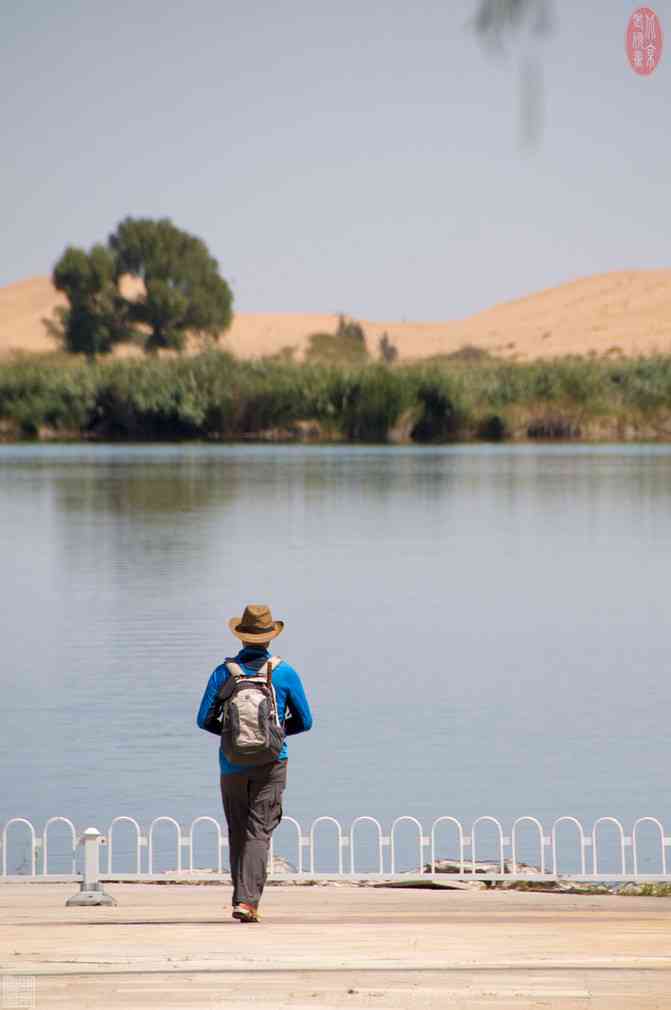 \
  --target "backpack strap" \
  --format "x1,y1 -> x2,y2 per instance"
216,661 -> 244,705
266,656 -> 282,684
225,657 -> 281,683
265,657 -> 282,721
